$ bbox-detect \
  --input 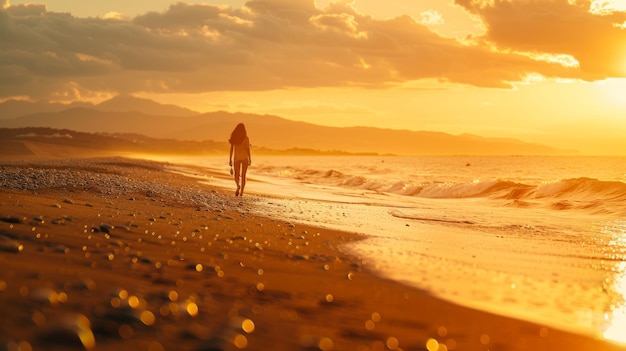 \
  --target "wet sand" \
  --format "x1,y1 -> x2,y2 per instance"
0,157 -> 623,351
